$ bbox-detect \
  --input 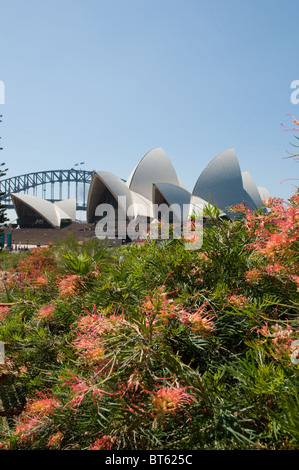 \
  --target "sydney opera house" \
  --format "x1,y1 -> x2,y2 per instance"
10,147 -> 270,238
86,147 -> 270,239
11,193 -> 76,229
